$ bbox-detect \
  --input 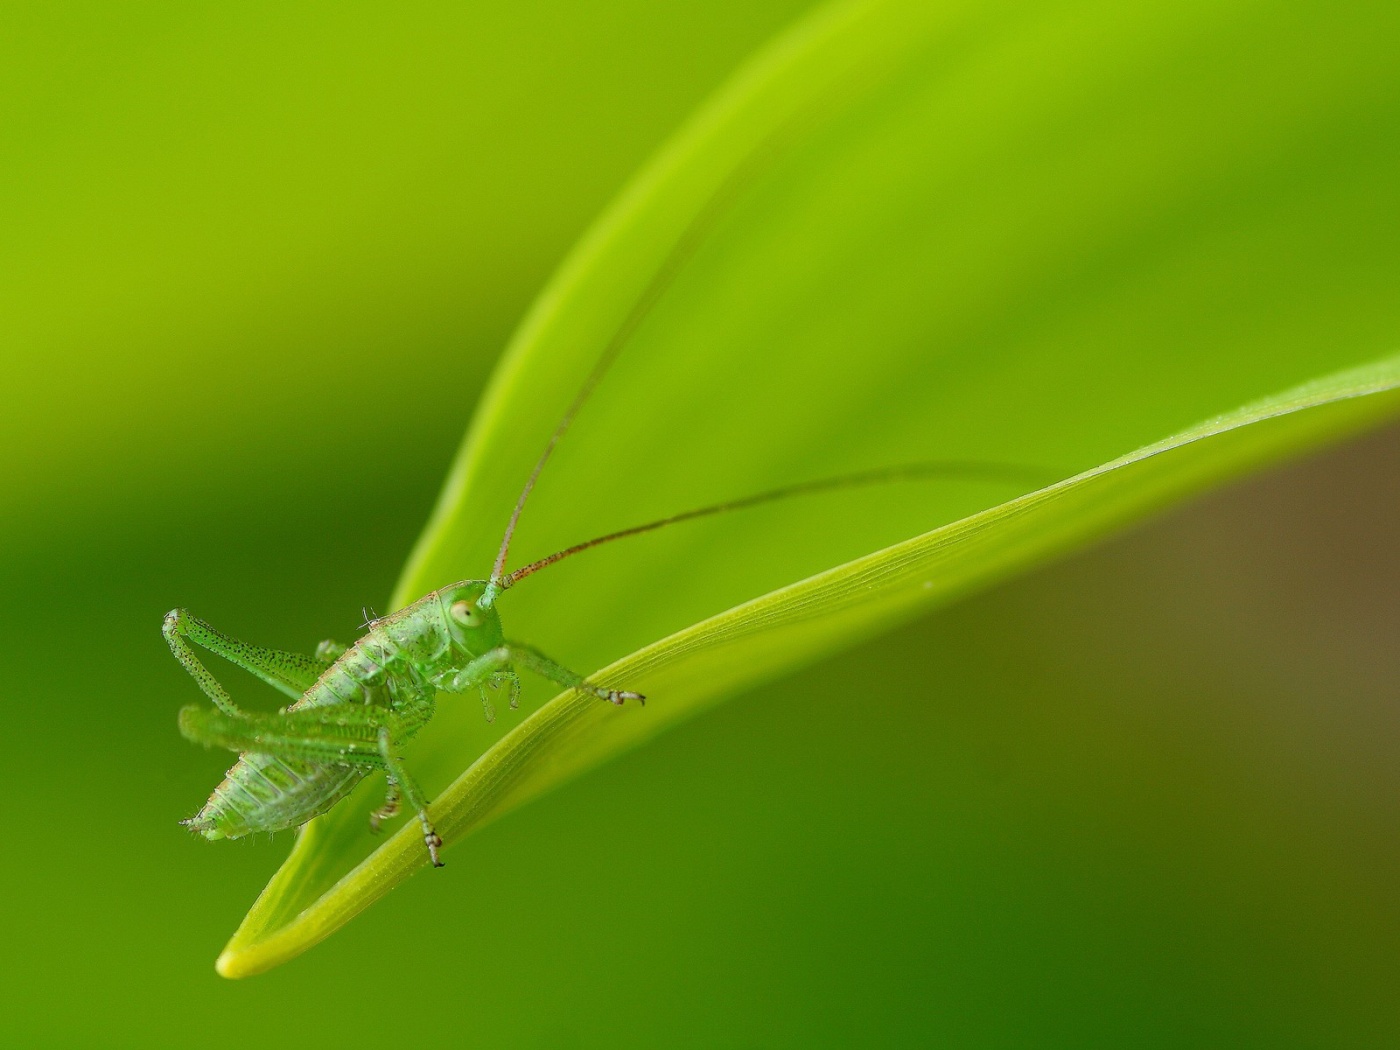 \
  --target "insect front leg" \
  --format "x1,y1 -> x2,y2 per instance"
164,609 -> 327,714
376,726 -> 443,867
504,642 -> 644,706
444,644 -> 643,707
435,649 -> 509,721
488,671 -> 522,711
478,670 -> 522,723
